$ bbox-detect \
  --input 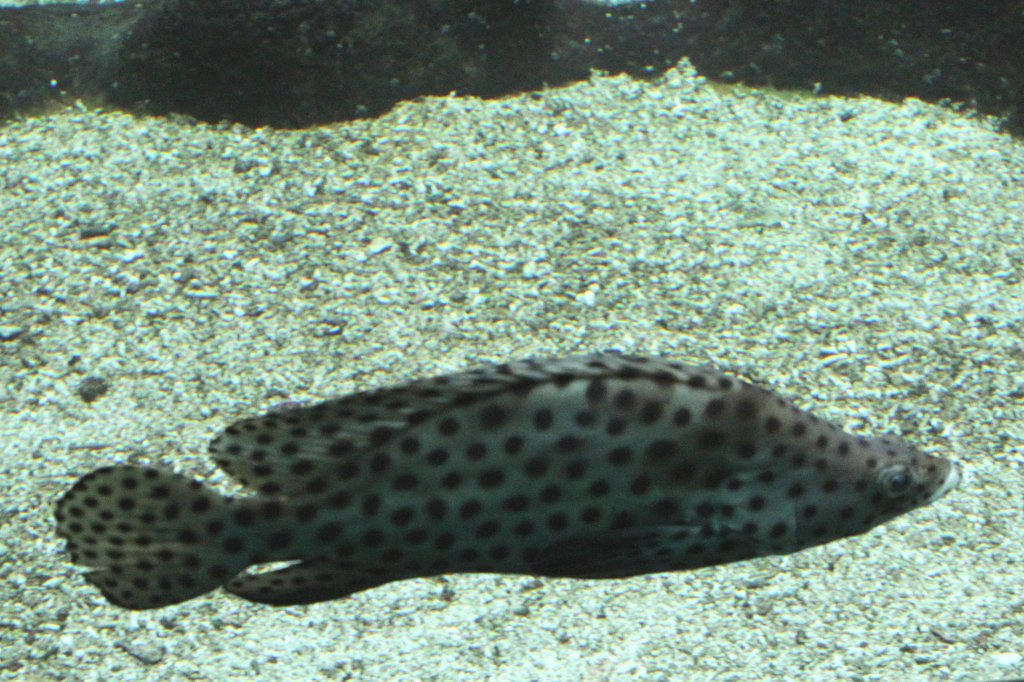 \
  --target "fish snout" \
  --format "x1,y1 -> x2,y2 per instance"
927,460 -> 961,503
